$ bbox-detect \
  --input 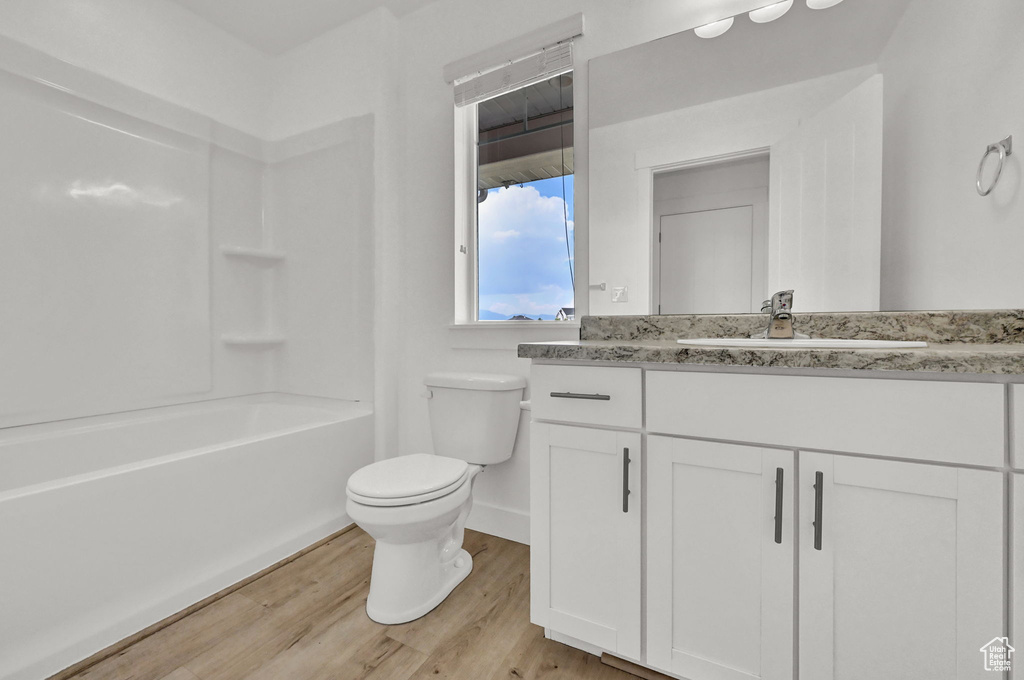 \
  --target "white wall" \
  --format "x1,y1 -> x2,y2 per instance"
266,9 -> 393,141
878,0 -> 1024,310
654,157 -> 770,205
0,0 -> 270,138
